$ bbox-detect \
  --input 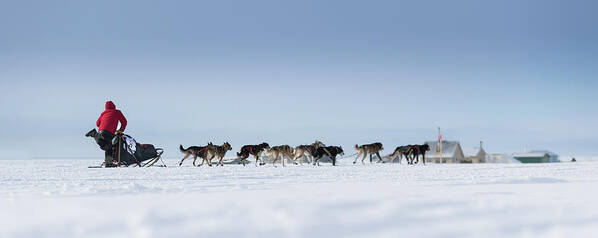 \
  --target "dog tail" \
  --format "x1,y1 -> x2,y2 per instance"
180,145 -> 187,153
354,144 -> 359,150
